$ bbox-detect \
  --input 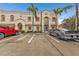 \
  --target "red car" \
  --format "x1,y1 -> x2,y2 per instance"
0,26 -> 18,39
